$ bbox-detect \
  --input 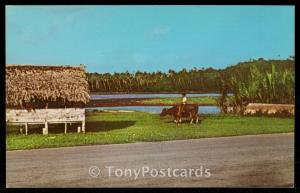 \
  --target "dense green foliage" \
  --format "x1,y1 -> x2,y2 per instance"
7,111 -> 294,150
217,58 -> 295,112
87,57 -> 294,94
